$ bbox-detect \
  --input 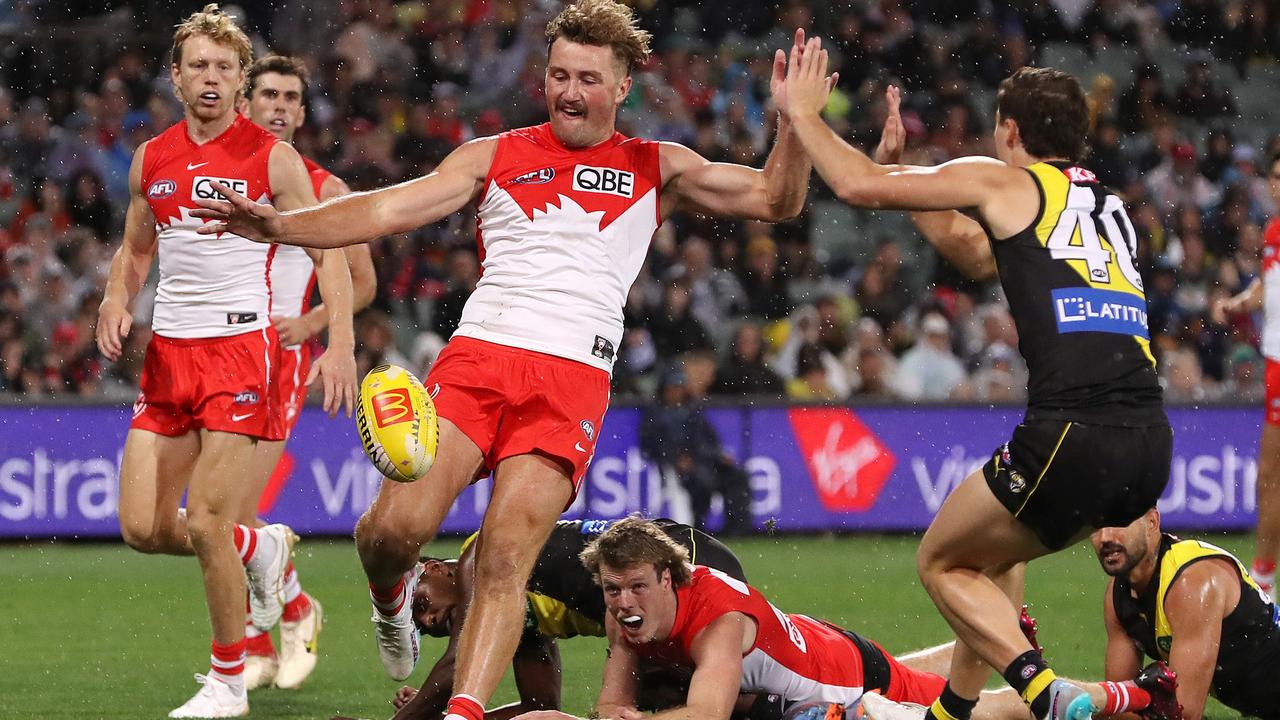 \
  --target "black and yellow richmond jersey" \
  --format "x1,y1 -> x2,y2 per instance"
992,162 -> 1165,426
1113,534 -> 1280,718
460,519 -> 746,640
